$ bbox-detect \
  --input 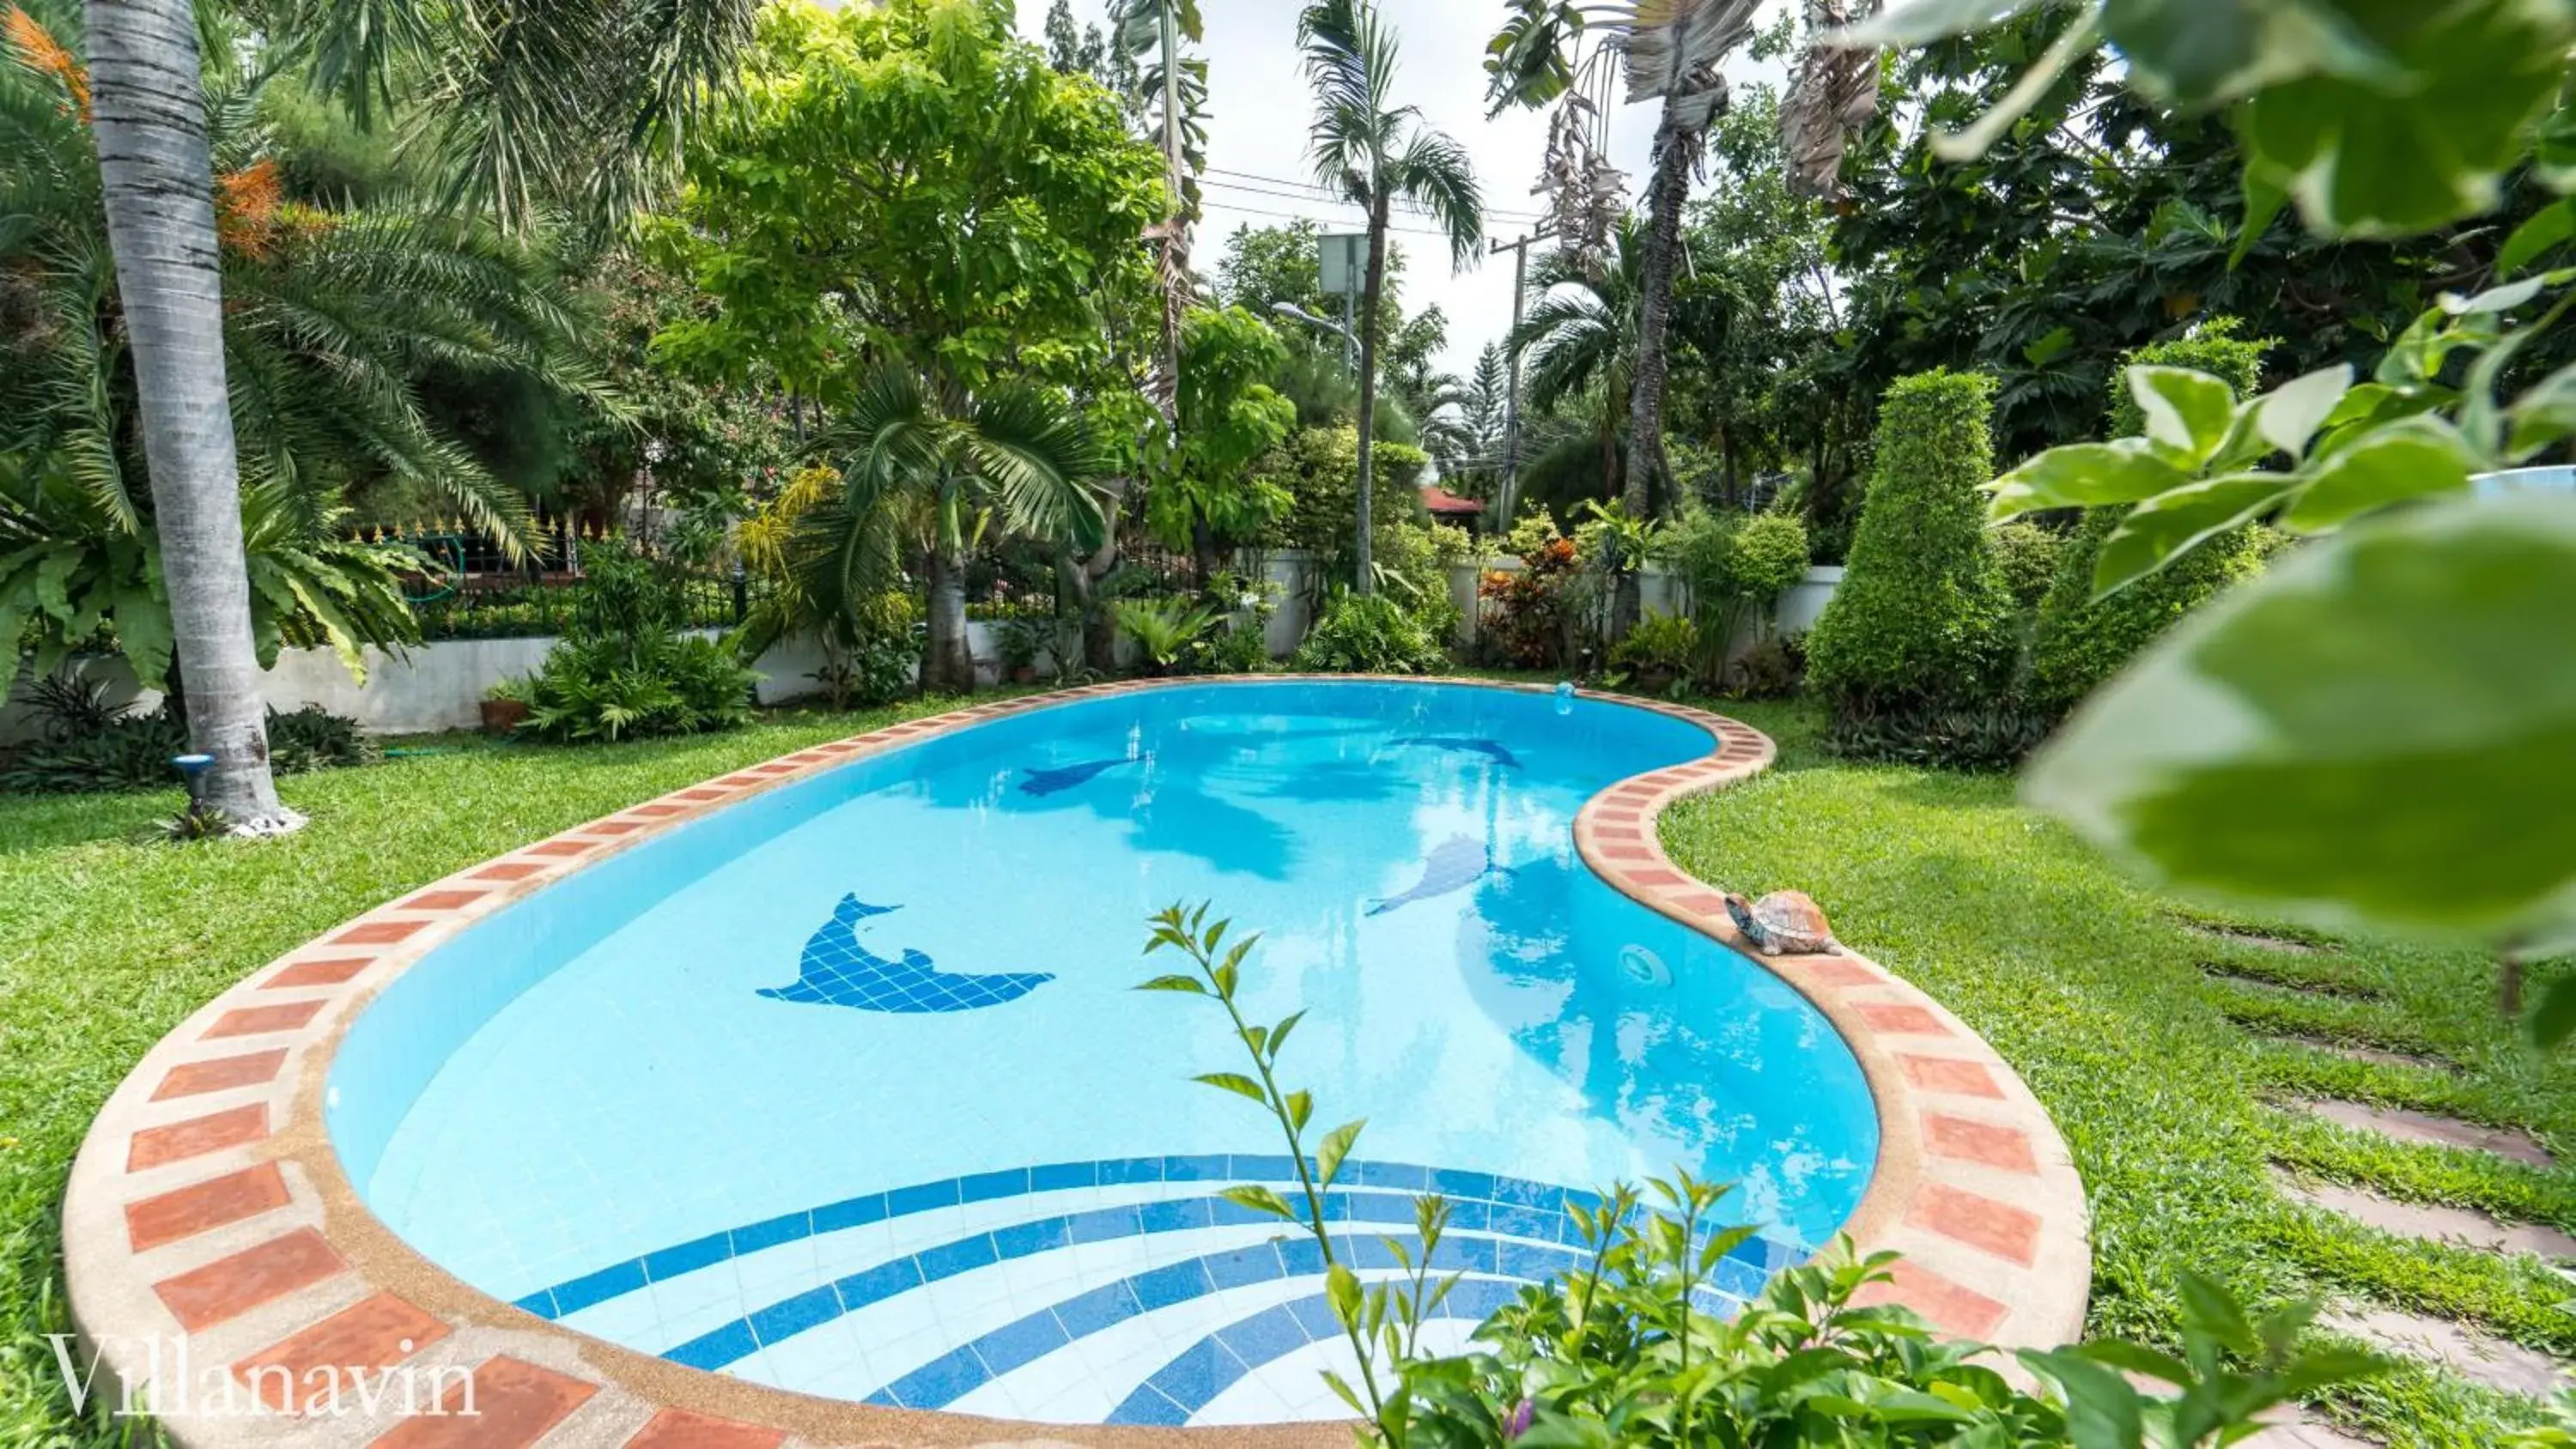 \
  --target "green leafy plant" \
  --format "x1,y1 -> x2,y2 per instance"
1477,521 -> 1581,670
1663,507 -> 1812,681
0,692 -> 368,795
1990,521 -> 2063,613
1806,369 -> 2017,716
1116,597 -> 1221,678
1293,589 -> 1447,676
1607,609 -> 1698,694
521,545 -> 757,743
2024,327 -> 2277,717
